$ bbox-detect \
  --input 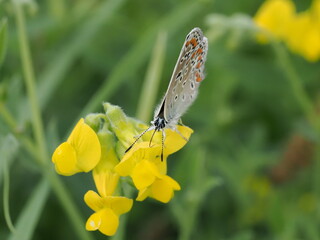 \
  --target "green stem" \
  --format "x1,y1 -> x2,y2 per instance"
270,37 -> 320,220
13,1 -> 47,165
3,158 -> 16,233
271,40 -> 317,129
12,3 -> 94,240
0,105 -> 93,240
0,104 -> 39,159
136,31 -> 167,122
46,169 -> 94,240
